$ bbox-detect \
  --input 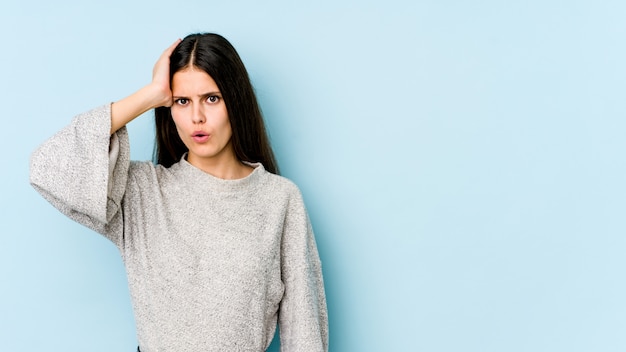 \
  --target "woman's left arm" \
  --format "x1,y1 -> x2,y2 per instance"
279,188 -> 329,352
